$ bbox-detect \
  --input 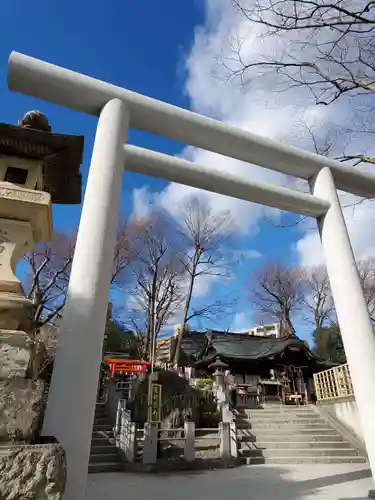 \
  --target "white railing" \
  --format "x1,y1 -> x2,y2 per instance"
313,363 -> 354,401
114,398 -> 127,435
116,380 -> 132,399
